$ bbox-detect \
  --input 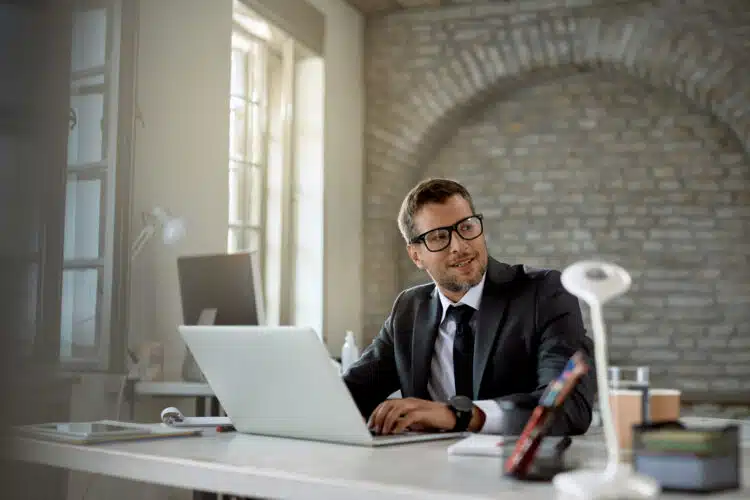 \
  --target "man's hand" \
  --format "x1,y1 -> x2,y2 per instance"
368,398 -> 453,435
